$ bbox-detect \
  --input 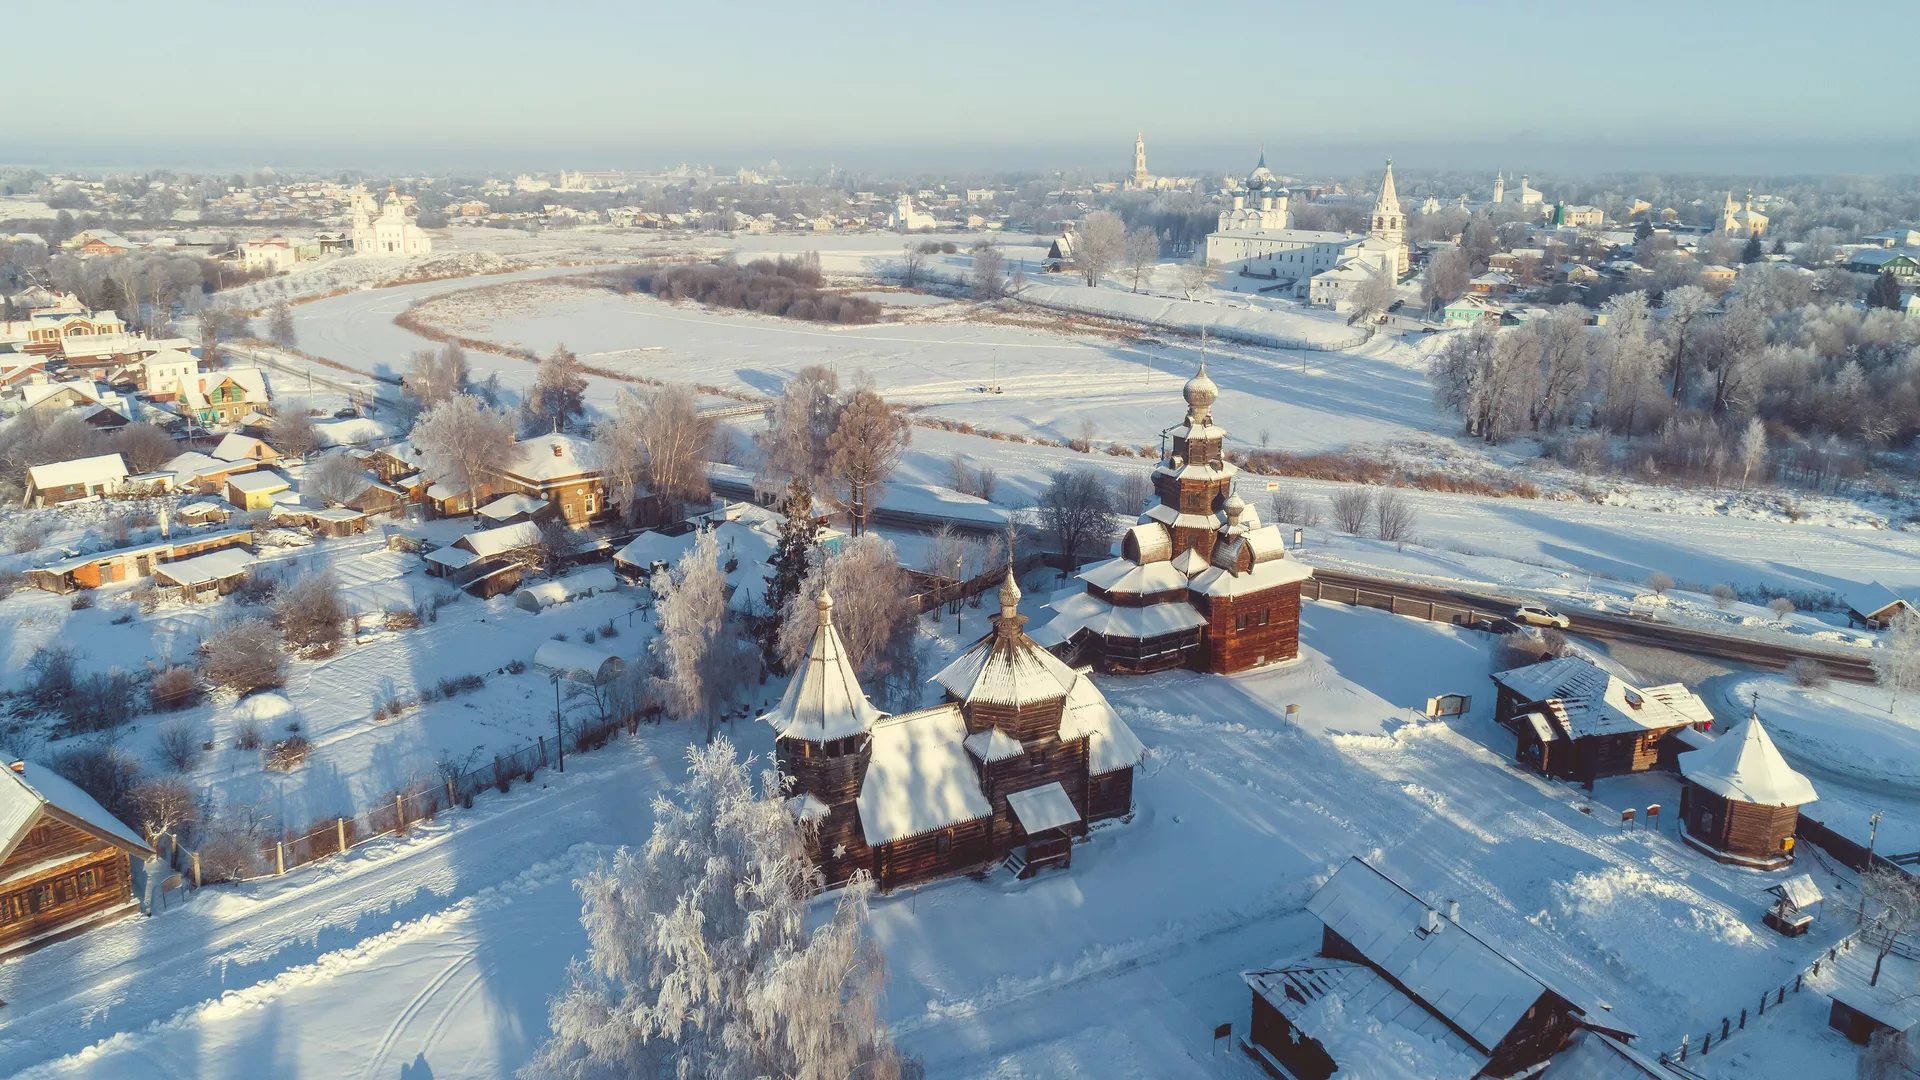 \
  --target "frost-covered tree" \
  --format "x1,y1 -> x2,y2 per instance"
1873,608 -> 1920,707
1739,416 -> 1769,486
969,239 -> 1005,301
1351,267 -> 1397,326
1594,292 -> 1663,433
523,344 -> 588,435
776,534 -> 919,709
762,478 -> 818,645
1860,1028 -> 1918,1080
1121,226 -> 1160,293
758,365 -> 840,489
275,570 -> 346,650
1038,468 -> 1114,575
404,343 -> 469,410
411,393 -> 515,500
521,738 -> 909,1080
1073,210 -> 1126,286
826,387 -> 910,536
1660,285 -> 1713,402
270,411 -> 319,460
595,383 -> 712,525
266,301 -> 295,347
1422,246 -> 1472,313
654,530 -> 754,741
303,452 -> 367,507
202,617 -> 285,693
1174,254 -> 1218,300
